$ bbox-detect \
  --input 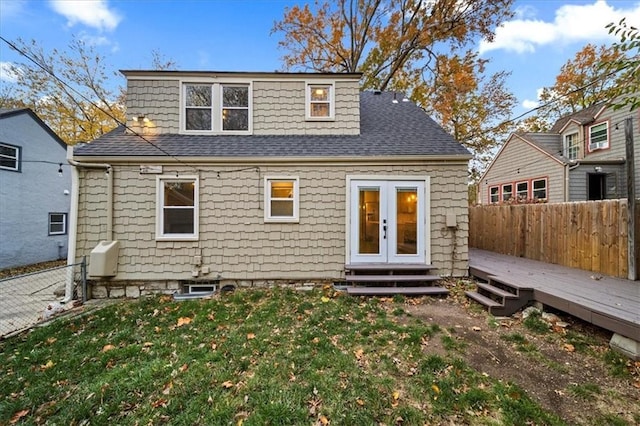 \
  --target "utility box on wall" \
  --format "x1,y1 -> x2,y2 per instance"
89,241 -> 120,277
